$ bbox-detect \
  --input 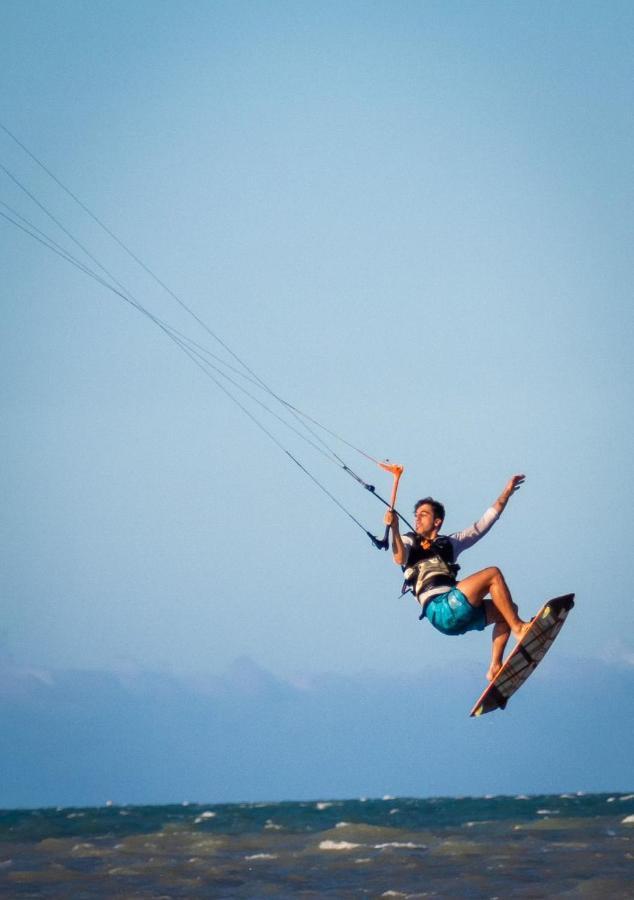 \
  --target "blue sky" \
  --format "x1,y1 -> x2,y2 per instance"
1,1 -> 633,804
